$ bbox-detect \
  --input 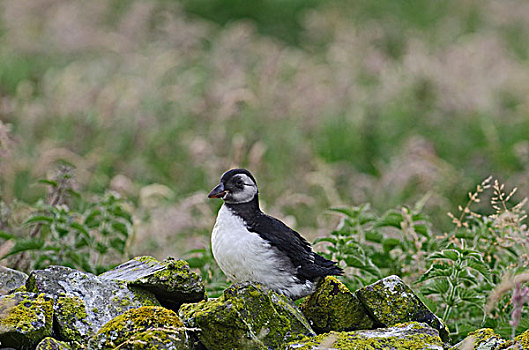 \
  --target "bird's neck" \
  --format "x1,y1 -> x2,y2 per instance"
225,195 -> 261,223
